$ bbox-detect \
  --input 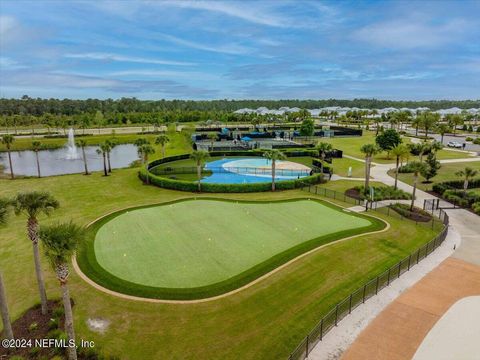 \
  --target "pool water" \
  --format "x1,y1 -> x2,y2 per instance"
202,158 -> 311,184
